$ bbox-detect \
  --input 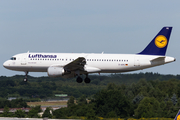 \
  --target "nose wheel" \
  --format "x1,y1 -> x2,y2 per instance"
23,78 -> 28,82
